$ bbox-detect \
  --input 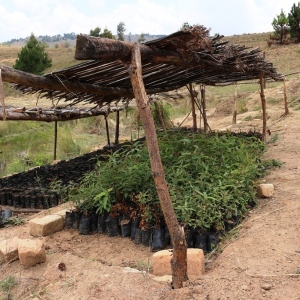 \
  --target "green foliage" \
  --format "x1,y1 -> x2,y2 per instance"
71,132 -> 269,232
288,3 -> 300,42
13,33 -> 52,75
89,27 -> 115,39
3,216 -> 24,226
272,9 -> 289,44
117,22 -> 126,41
0,276 -> 17,292
138,33 -> 146,43
180,22 -> 191,31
